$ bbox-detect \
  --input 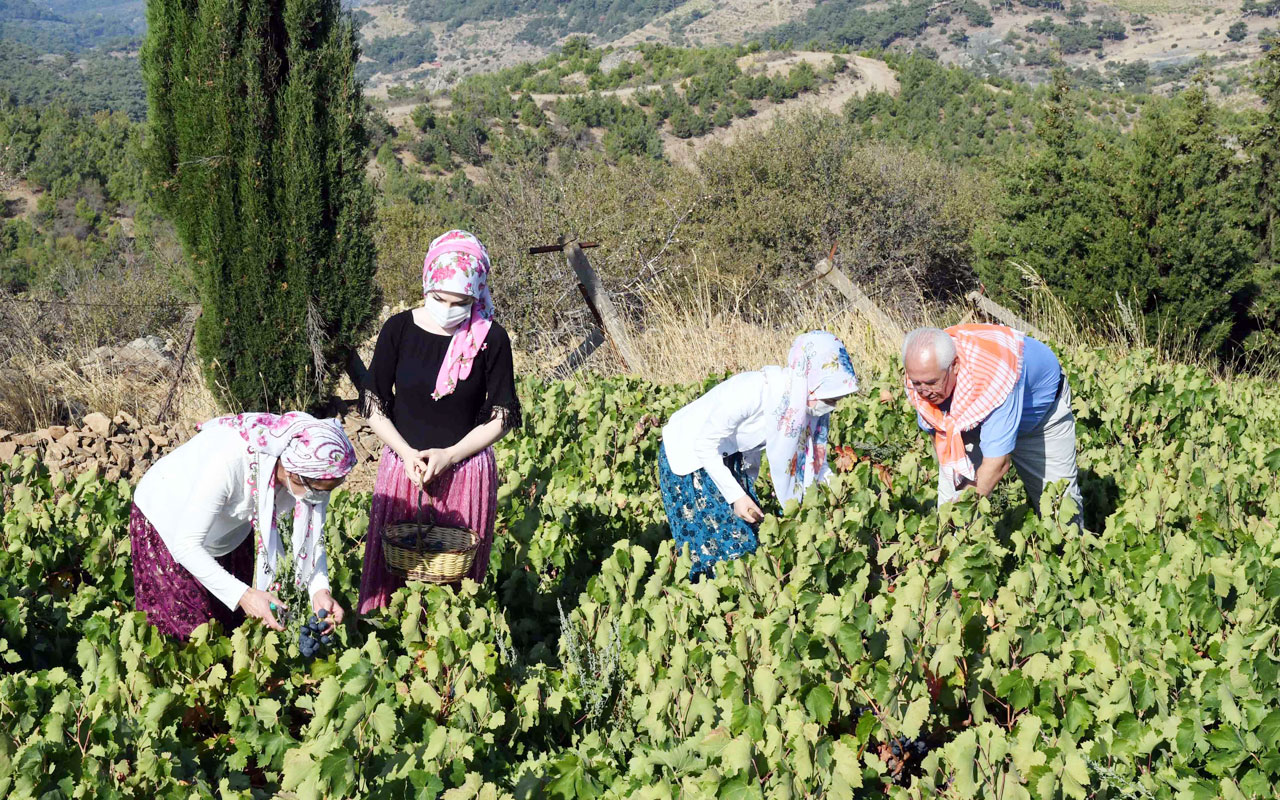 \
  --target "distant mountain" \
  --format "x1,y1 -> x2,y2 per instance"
0,0 -> 143,53
360,0 -> 1273,99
